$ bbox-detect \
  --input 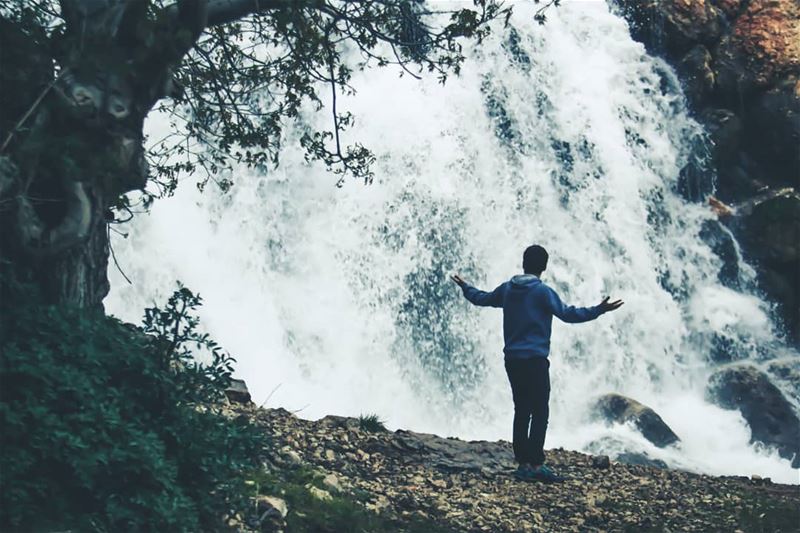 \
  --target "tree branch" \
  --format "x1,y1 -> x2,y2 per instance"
59,0 -> 133,40
170,0 -> 292,29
